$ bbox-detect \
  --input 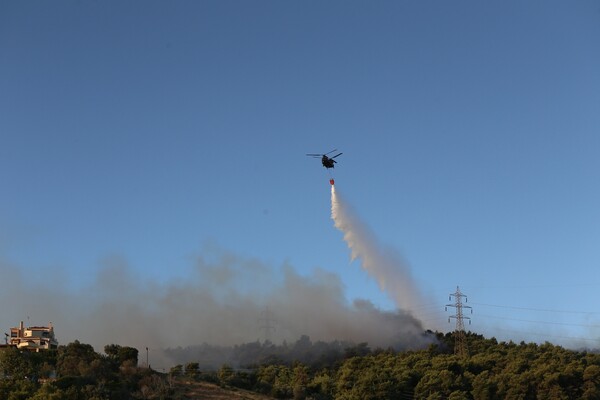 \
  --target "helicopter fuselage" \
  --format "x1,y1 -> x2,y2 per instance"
322,155 -> 336,168
307,150 -> 342,169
